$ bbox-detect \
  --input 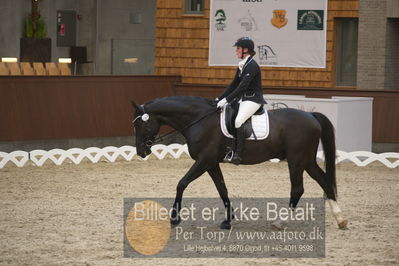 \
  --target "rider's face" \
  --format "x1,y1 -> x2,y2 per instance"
235,46 -> 248,59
